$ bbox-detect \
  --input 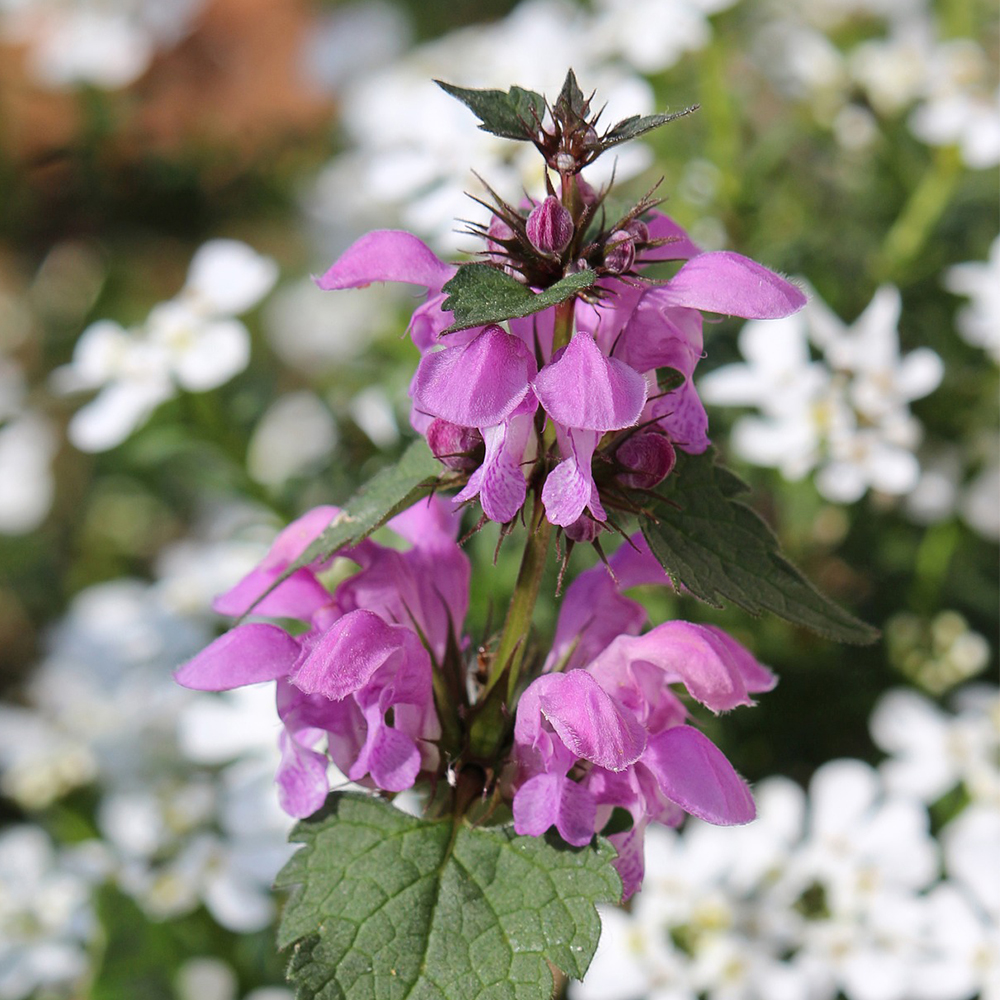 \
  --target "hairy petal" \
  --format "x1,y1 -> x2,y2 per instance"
588,621 -> 774,712
513,773 -> 596,847
175,623 -> 301,690
538,671 -> 647,772
658,251 -> 807,319
291,610 -> 405,701
534,334 -> 646,431
413,325 -> 536,427
316,230 -> 454,291
642,726 -> 755,825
